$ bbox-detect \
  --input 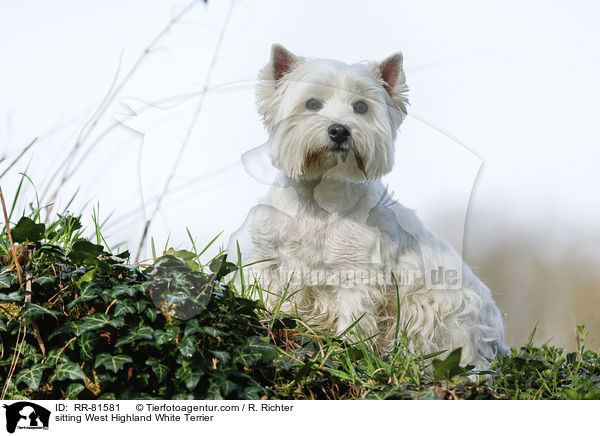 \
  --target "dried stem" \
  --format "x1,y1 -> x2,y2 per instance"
41,0 -> 203,217
0,137 -> 38,181
135,0 -> 237,262
0,185 -> 23,288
